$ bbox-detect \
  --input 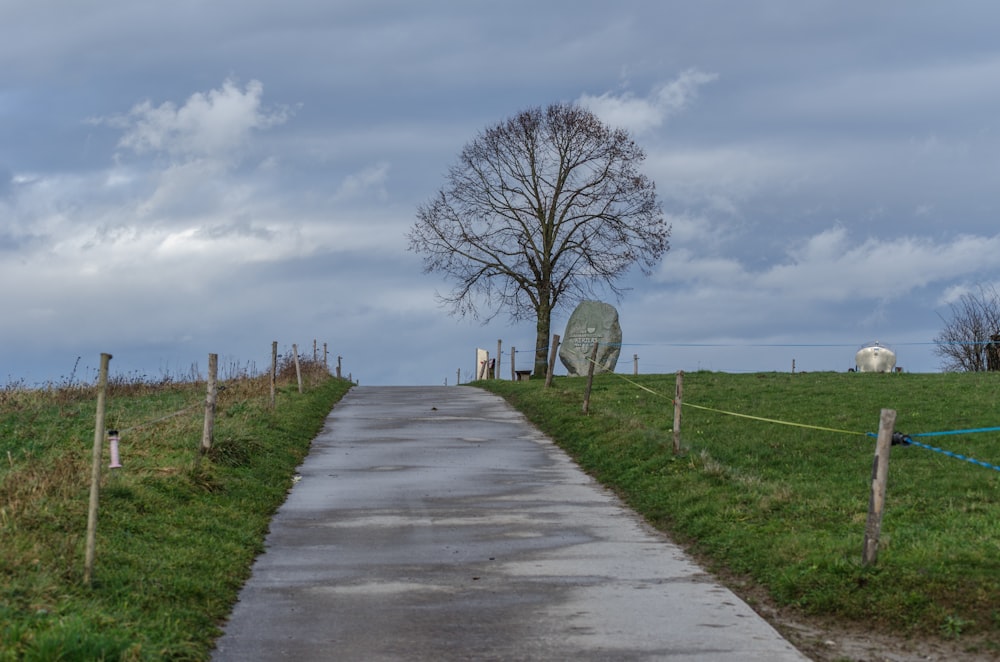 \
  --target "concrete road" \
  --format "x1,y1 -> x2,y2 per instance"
212,386 -> 807,661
